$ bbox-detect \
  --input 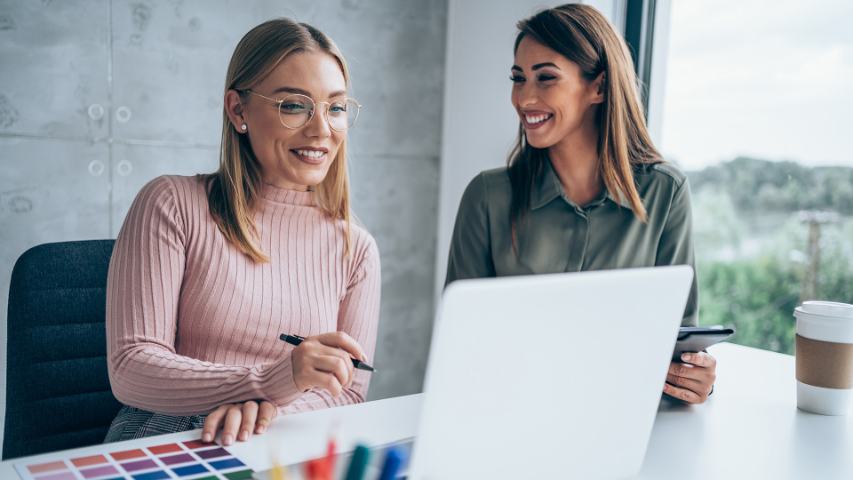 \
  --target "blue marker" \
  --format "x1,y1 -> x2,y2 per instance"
377,447 -> 406,480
